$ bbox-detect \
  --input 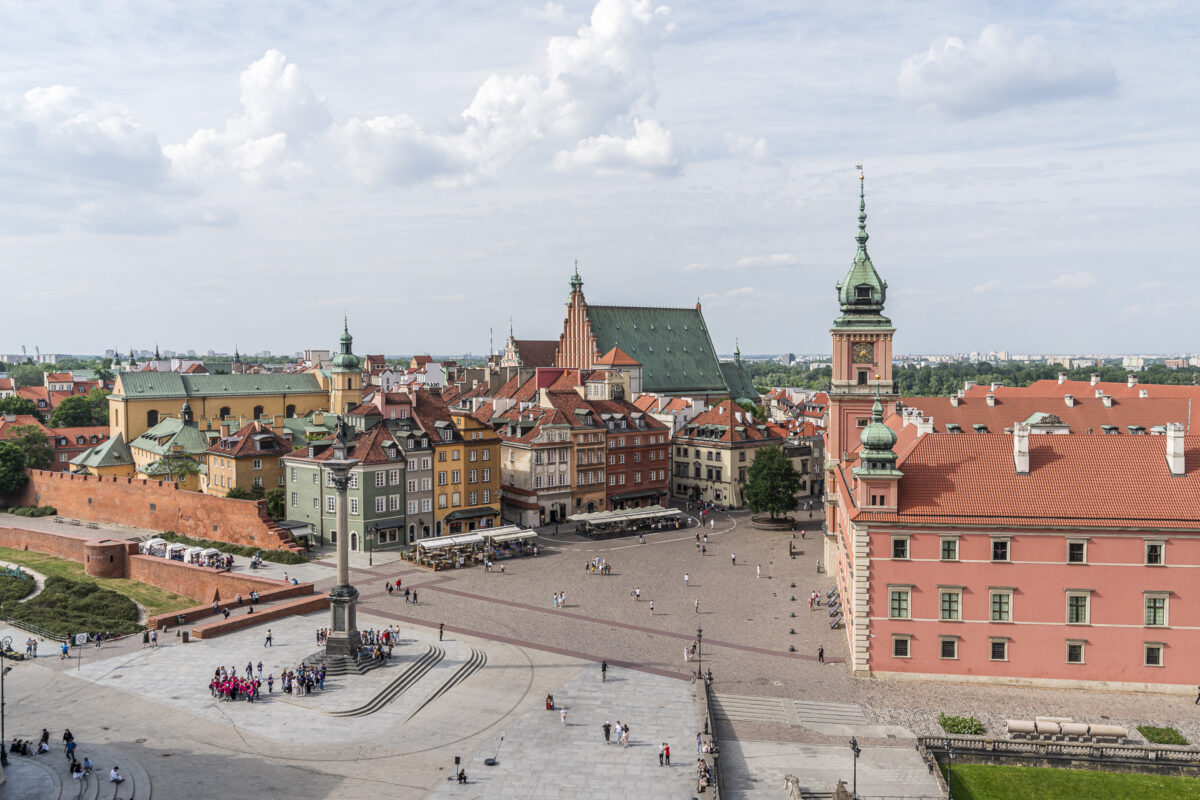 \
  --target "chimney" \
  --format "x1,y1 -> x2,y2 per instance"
964,381 -> 976,392
986,393 -> 996,407
1090,373 -> 1100,386
3,413 -> 14,422
1166,421 -> 1185,476
1127,374 -> 1138,388
1057,372 -> 1068,384
1101,394 -> 1113,408
220,423 -> 230,438
950,395 -> 960,407
991,382 -> 1003,392
1064,394 -> 1075,407
1139,388 -> 1149,399
1013,422 -> 1030,474
916,417 -> 934,437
